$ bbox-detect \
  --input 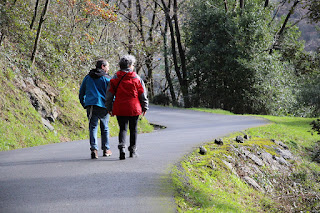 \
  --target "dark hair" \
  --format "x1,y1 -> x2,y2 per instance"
96,59 -> 108,69
119,55 -> 136,70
